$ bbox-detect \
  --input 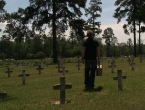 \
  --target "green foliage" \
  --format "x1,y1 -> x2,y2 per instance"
0,52 -> 6,60
35,52 -> 46,59
19,0 -> 87,33
0,0 -> 6,10
0,0 -> 6,22
102,27 -> 116,57
2,0 -> 145,60
26,53 -> 35,59
69,19 -> 86,42
72,46 -> 82,56
85,0 -> 102,36
113,0 -> 145,57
